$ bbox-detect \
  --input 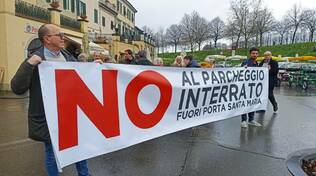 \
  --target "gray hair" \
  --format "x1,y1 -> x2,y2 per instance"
153,58 -> 163,65
78,53 -> 89,62
264,51 -> 272,56
38,24 -> 50,43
